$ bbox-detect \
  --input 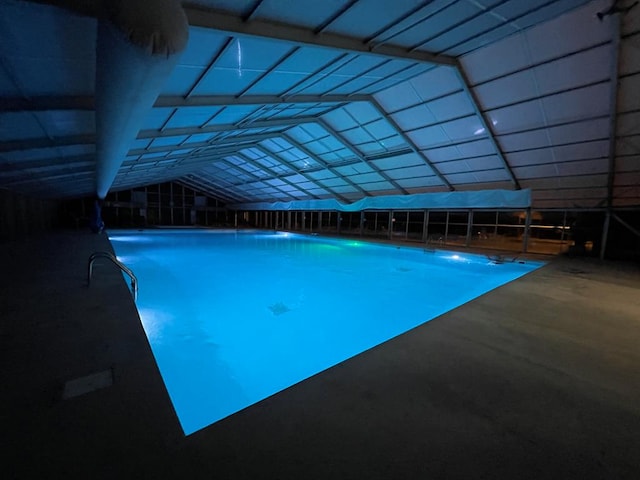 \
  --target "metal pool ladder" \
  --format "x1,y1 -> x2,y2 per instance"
88,251 -> 138,301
